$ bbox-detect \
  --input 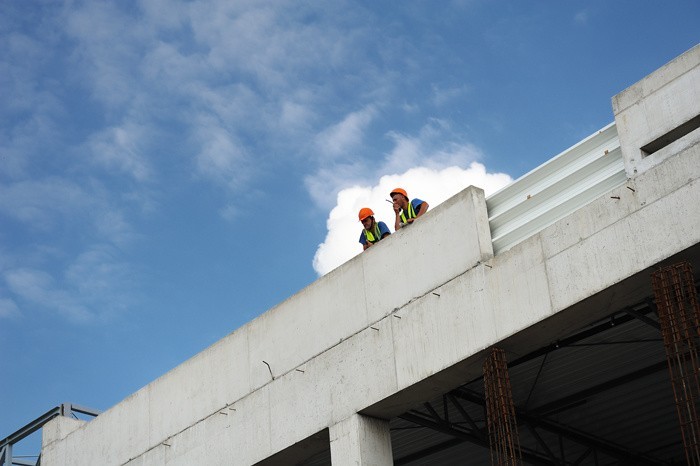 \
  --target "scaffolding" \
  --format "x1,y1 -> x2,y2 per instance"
652,261 -> 700,466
